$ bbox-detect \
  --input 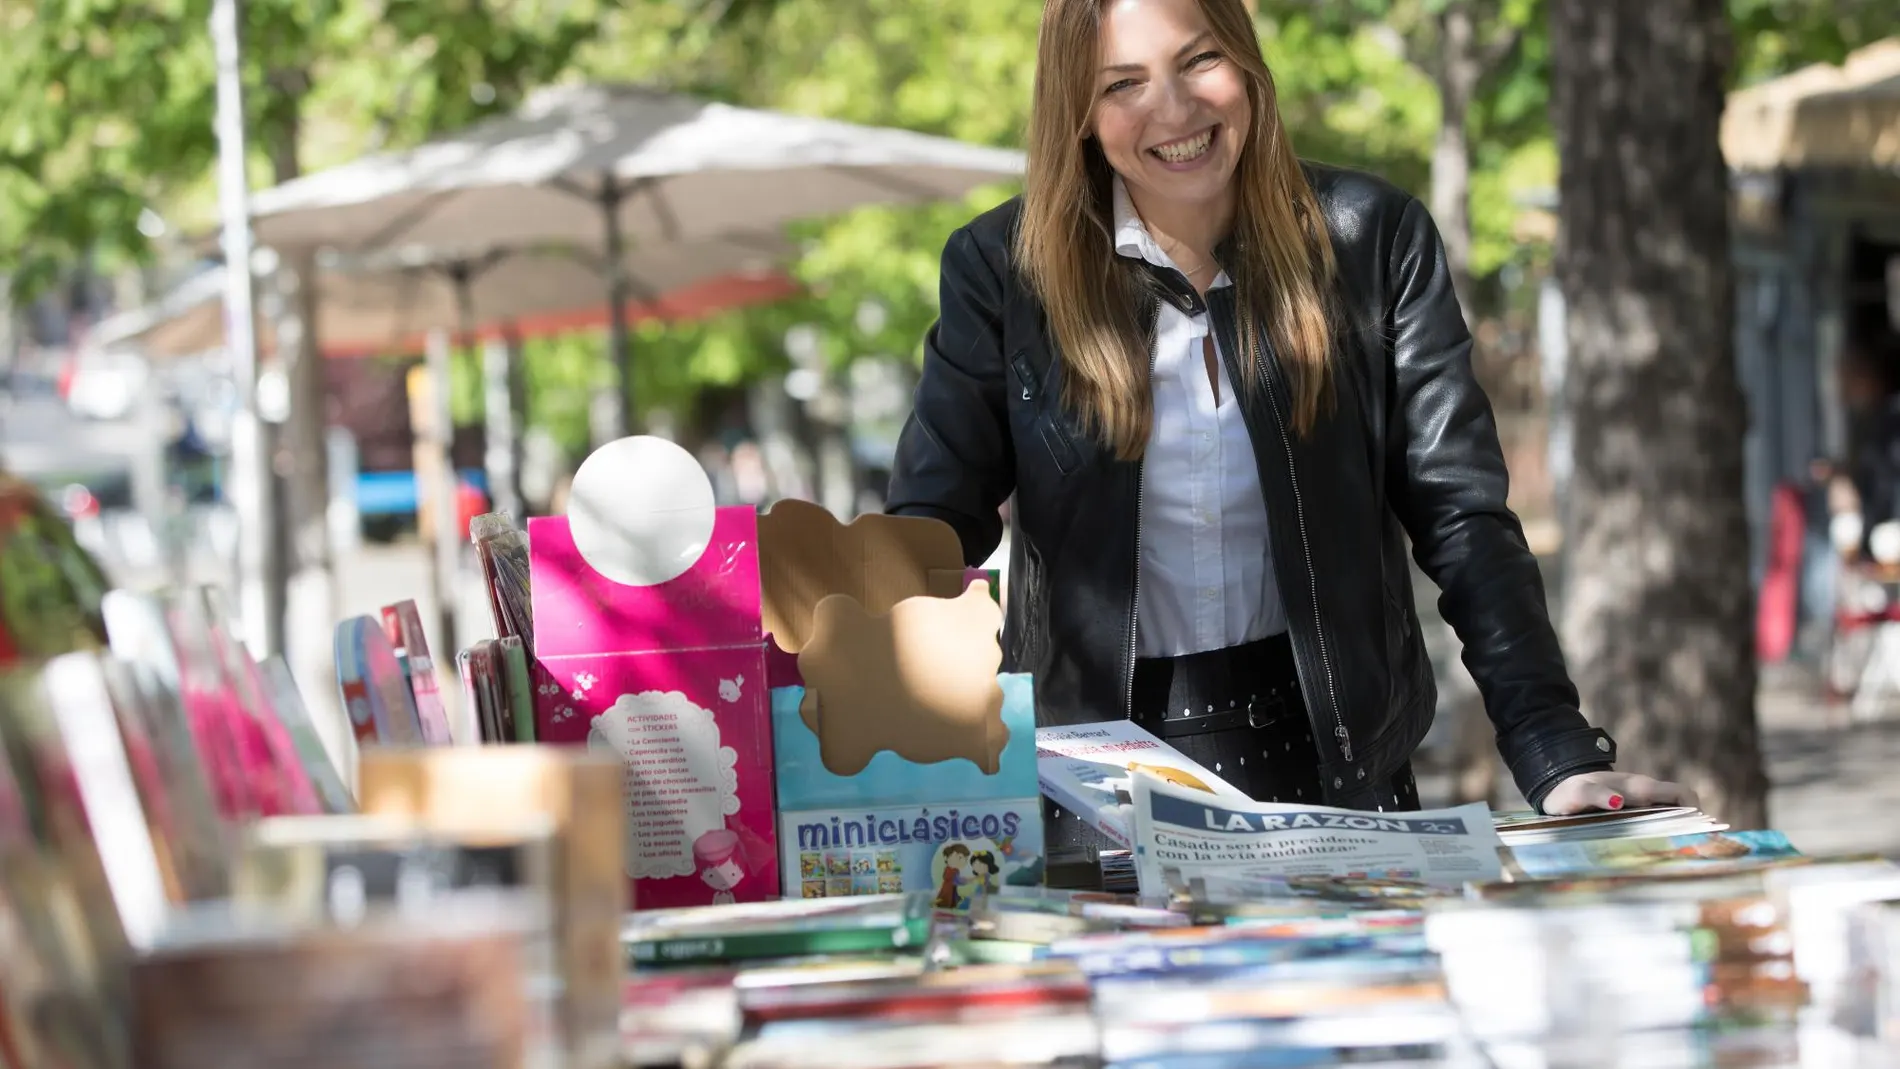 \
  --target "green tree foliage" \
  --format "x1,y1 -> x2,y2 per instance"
0,0 -> 615,297
5,0 -> 1898,457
